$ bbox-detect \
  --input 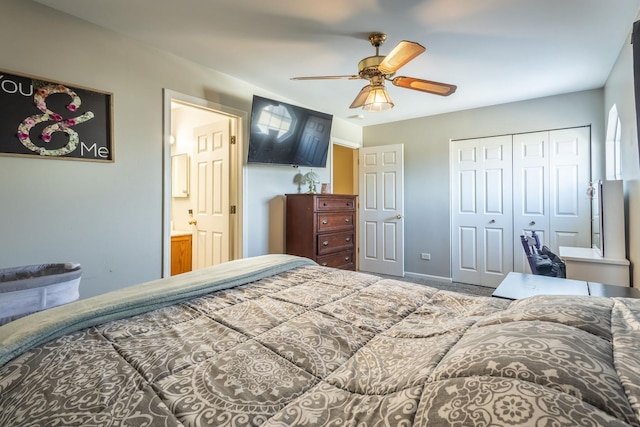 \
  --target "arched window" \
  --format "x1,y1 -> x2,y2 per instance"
605,105 -> 622,180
